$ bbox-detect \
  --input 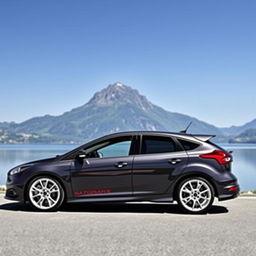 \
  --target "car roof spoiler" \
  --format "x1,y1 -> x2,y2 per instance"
192,134 -> 216,142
